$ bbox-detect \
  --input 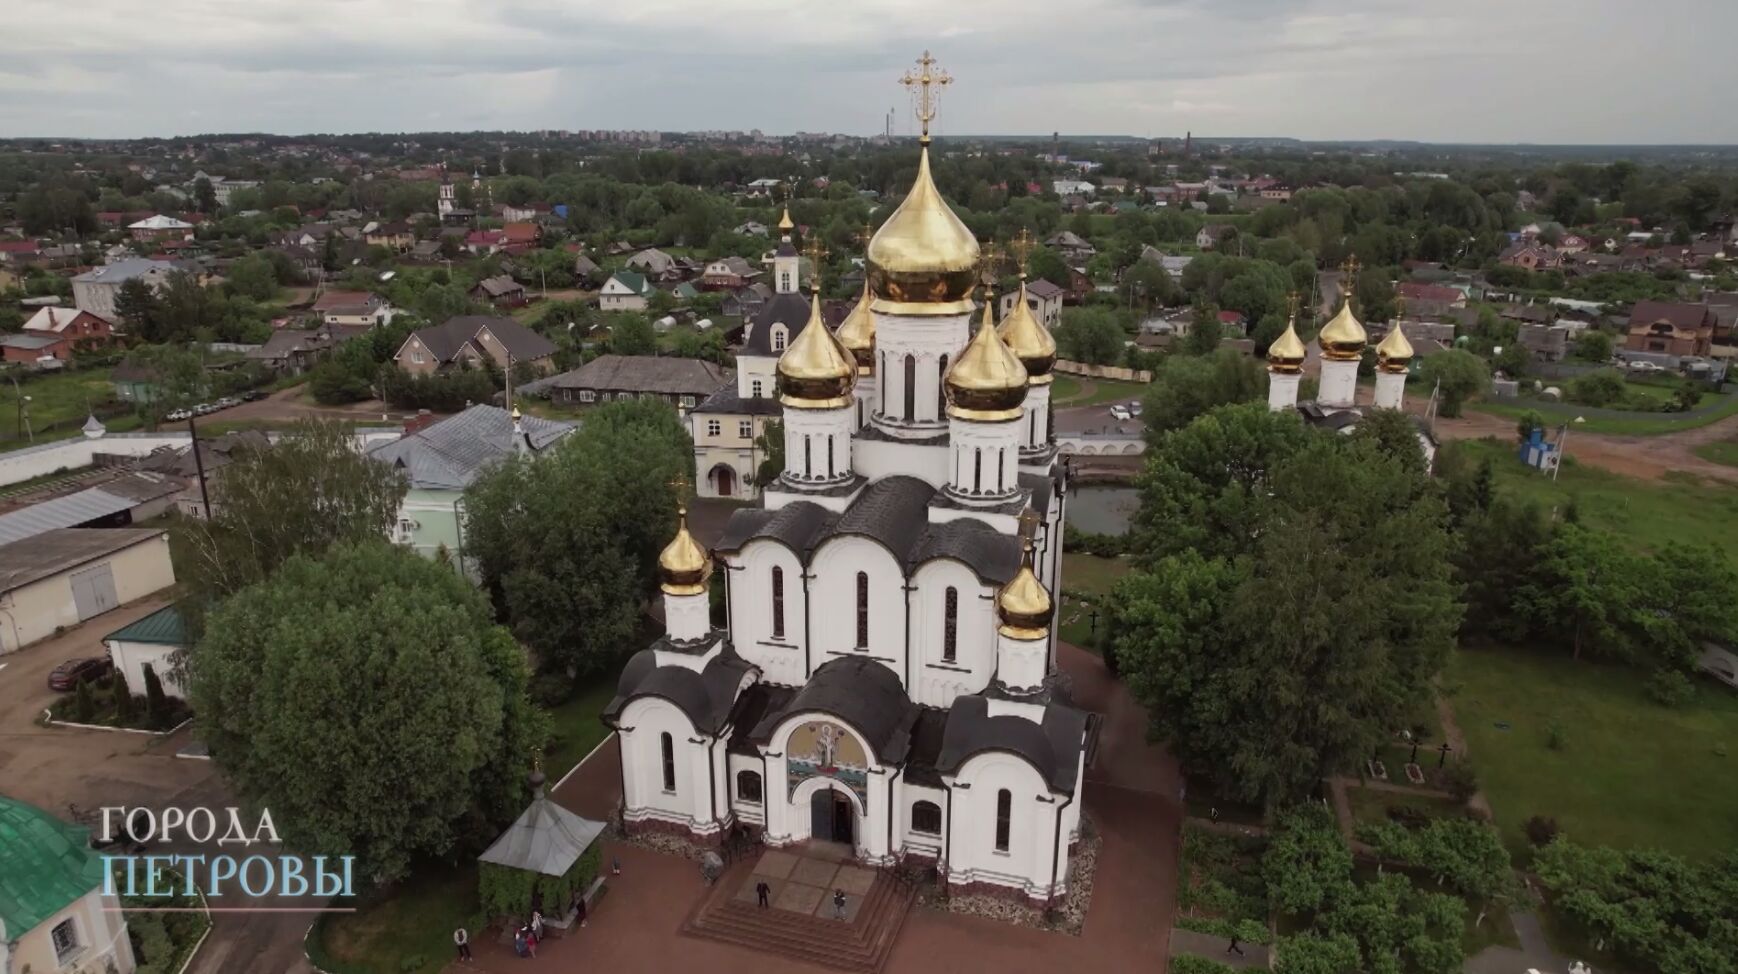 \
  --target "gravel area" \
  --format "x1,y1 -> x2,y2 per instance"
918,819 -> 1103,936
